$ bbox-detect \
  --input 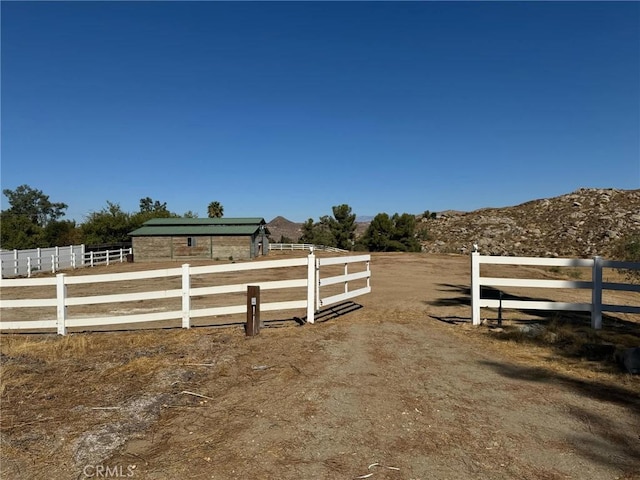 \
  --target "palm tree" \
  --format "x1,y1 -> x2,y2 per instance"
207,201 -> 224,218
